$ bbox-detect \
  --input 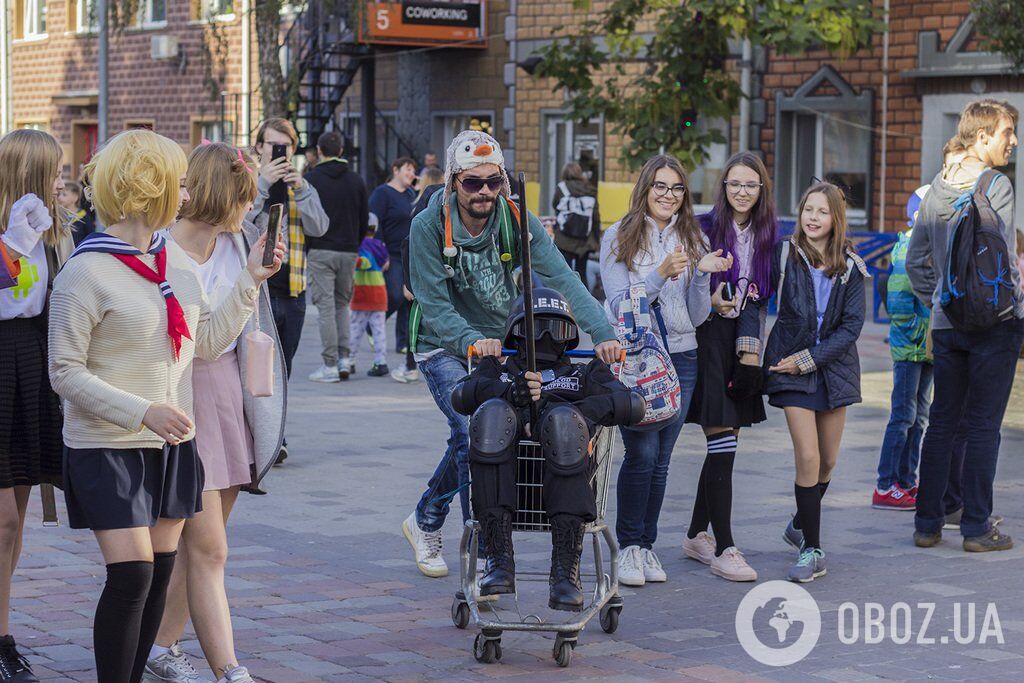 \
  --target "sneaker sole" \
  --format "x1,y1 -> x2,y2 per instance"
643,573 -> 667,582
682,546 -> 714,565
710,566 -> 758,582
309,376 -> 341,383
401,520 -> 449,578
618,575 -> 645,587
871,503 -> 916,511
789,568 -> 826,583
